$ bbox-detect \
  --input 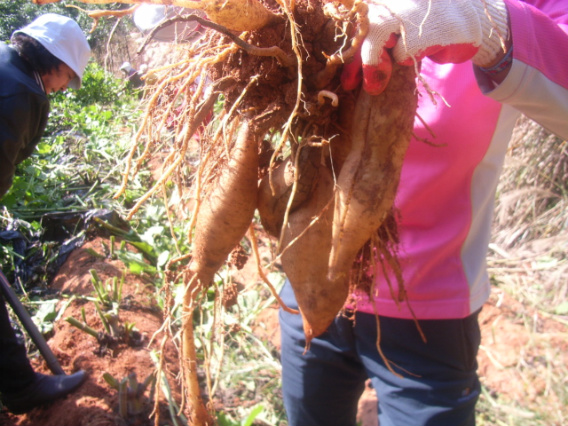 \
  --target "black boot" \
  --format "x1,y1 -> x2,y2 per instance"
1,371 -> 87,414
